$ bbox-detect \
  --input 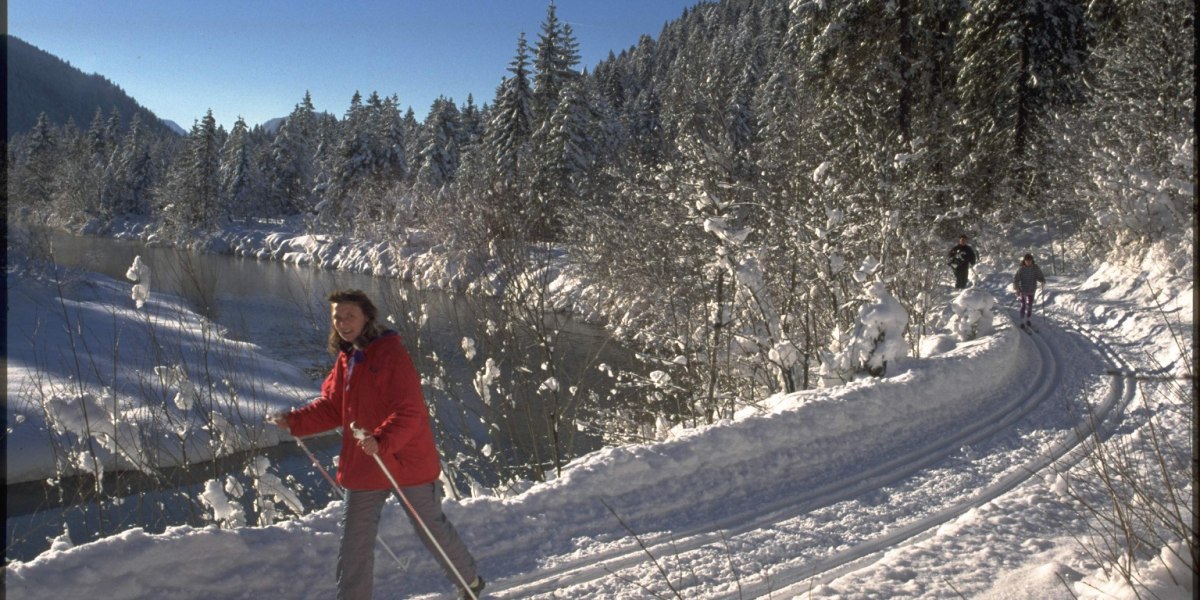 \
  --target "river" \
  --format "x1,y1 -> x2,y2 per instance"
5,229 -> 638,562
